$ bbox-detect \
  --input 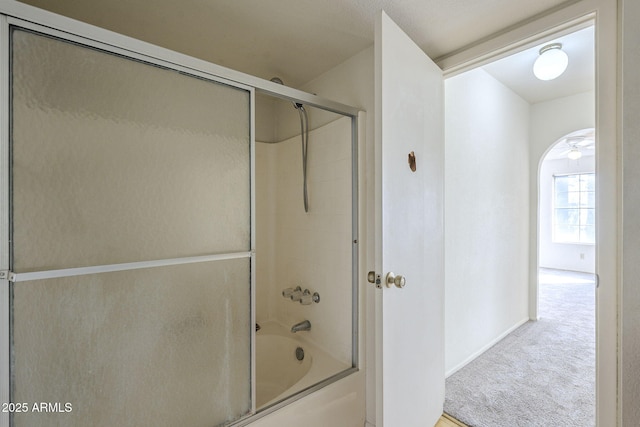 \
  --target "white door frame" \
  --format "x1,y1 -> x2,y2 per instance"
436,0 -> 618,425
